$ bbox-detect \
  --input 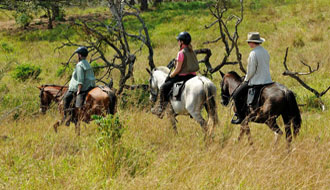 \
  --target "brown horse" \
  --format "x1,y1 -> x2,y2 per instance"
220,71 -> 301,148
38,84 -> 117,135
